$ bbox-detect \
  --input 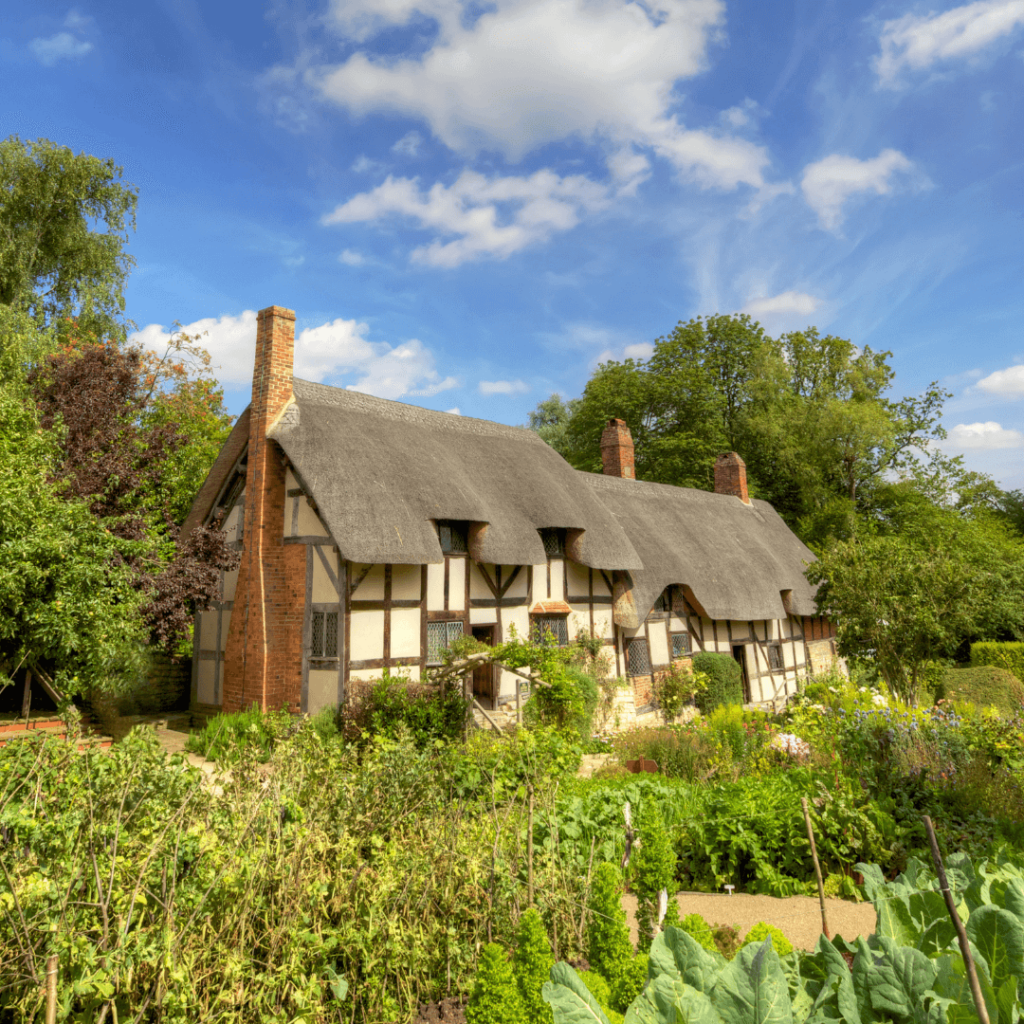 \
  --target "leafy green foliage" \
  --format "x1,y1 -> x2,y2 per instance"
610,953 -> 648,1012
184,703 -> 294,763
468,944 -> 526,1024
740,922 -> 793,957
356,671 -> 469,746
972,642 -> 1024,683
691,653 -> 744,713
939,665 -> 1024,718
632,799 -> 678,949
585,863 -> 635,984
679,914 -> 718,954
653,664 -> 708,722
513,909 -> 555,1023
